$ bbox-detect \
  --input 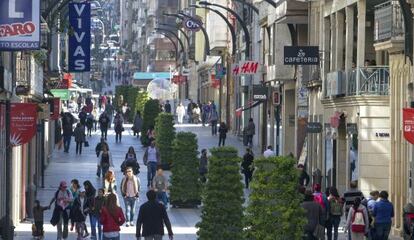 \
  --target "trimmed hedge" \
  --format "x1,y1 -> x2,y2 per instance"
170,132 -> 201,207
155,113 -> 175,167
196,147 -> 244,240
244,156 -> 305,240
141,99 -> 161,146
